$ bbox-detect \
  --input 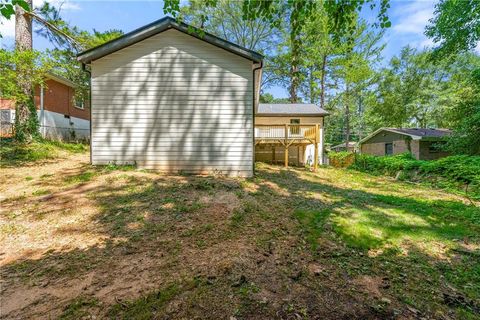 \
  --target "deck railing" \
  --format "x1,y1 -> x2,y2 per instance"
254,124 -> 320,170
254,124 -> 318,142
